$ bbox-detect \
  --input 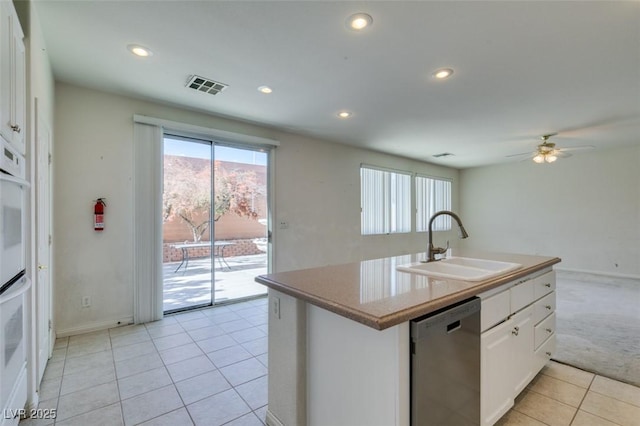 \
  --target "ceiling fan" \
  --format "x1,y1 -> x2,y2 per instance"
507,133 -> 594,164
